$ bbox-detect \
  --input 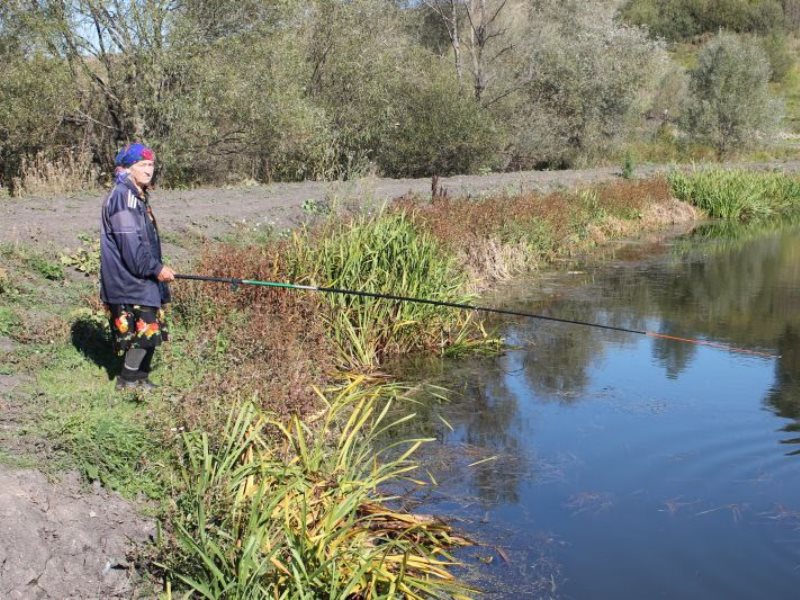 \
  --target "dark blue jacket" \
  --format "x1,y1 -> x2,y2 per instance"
100,175 -> 170,307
